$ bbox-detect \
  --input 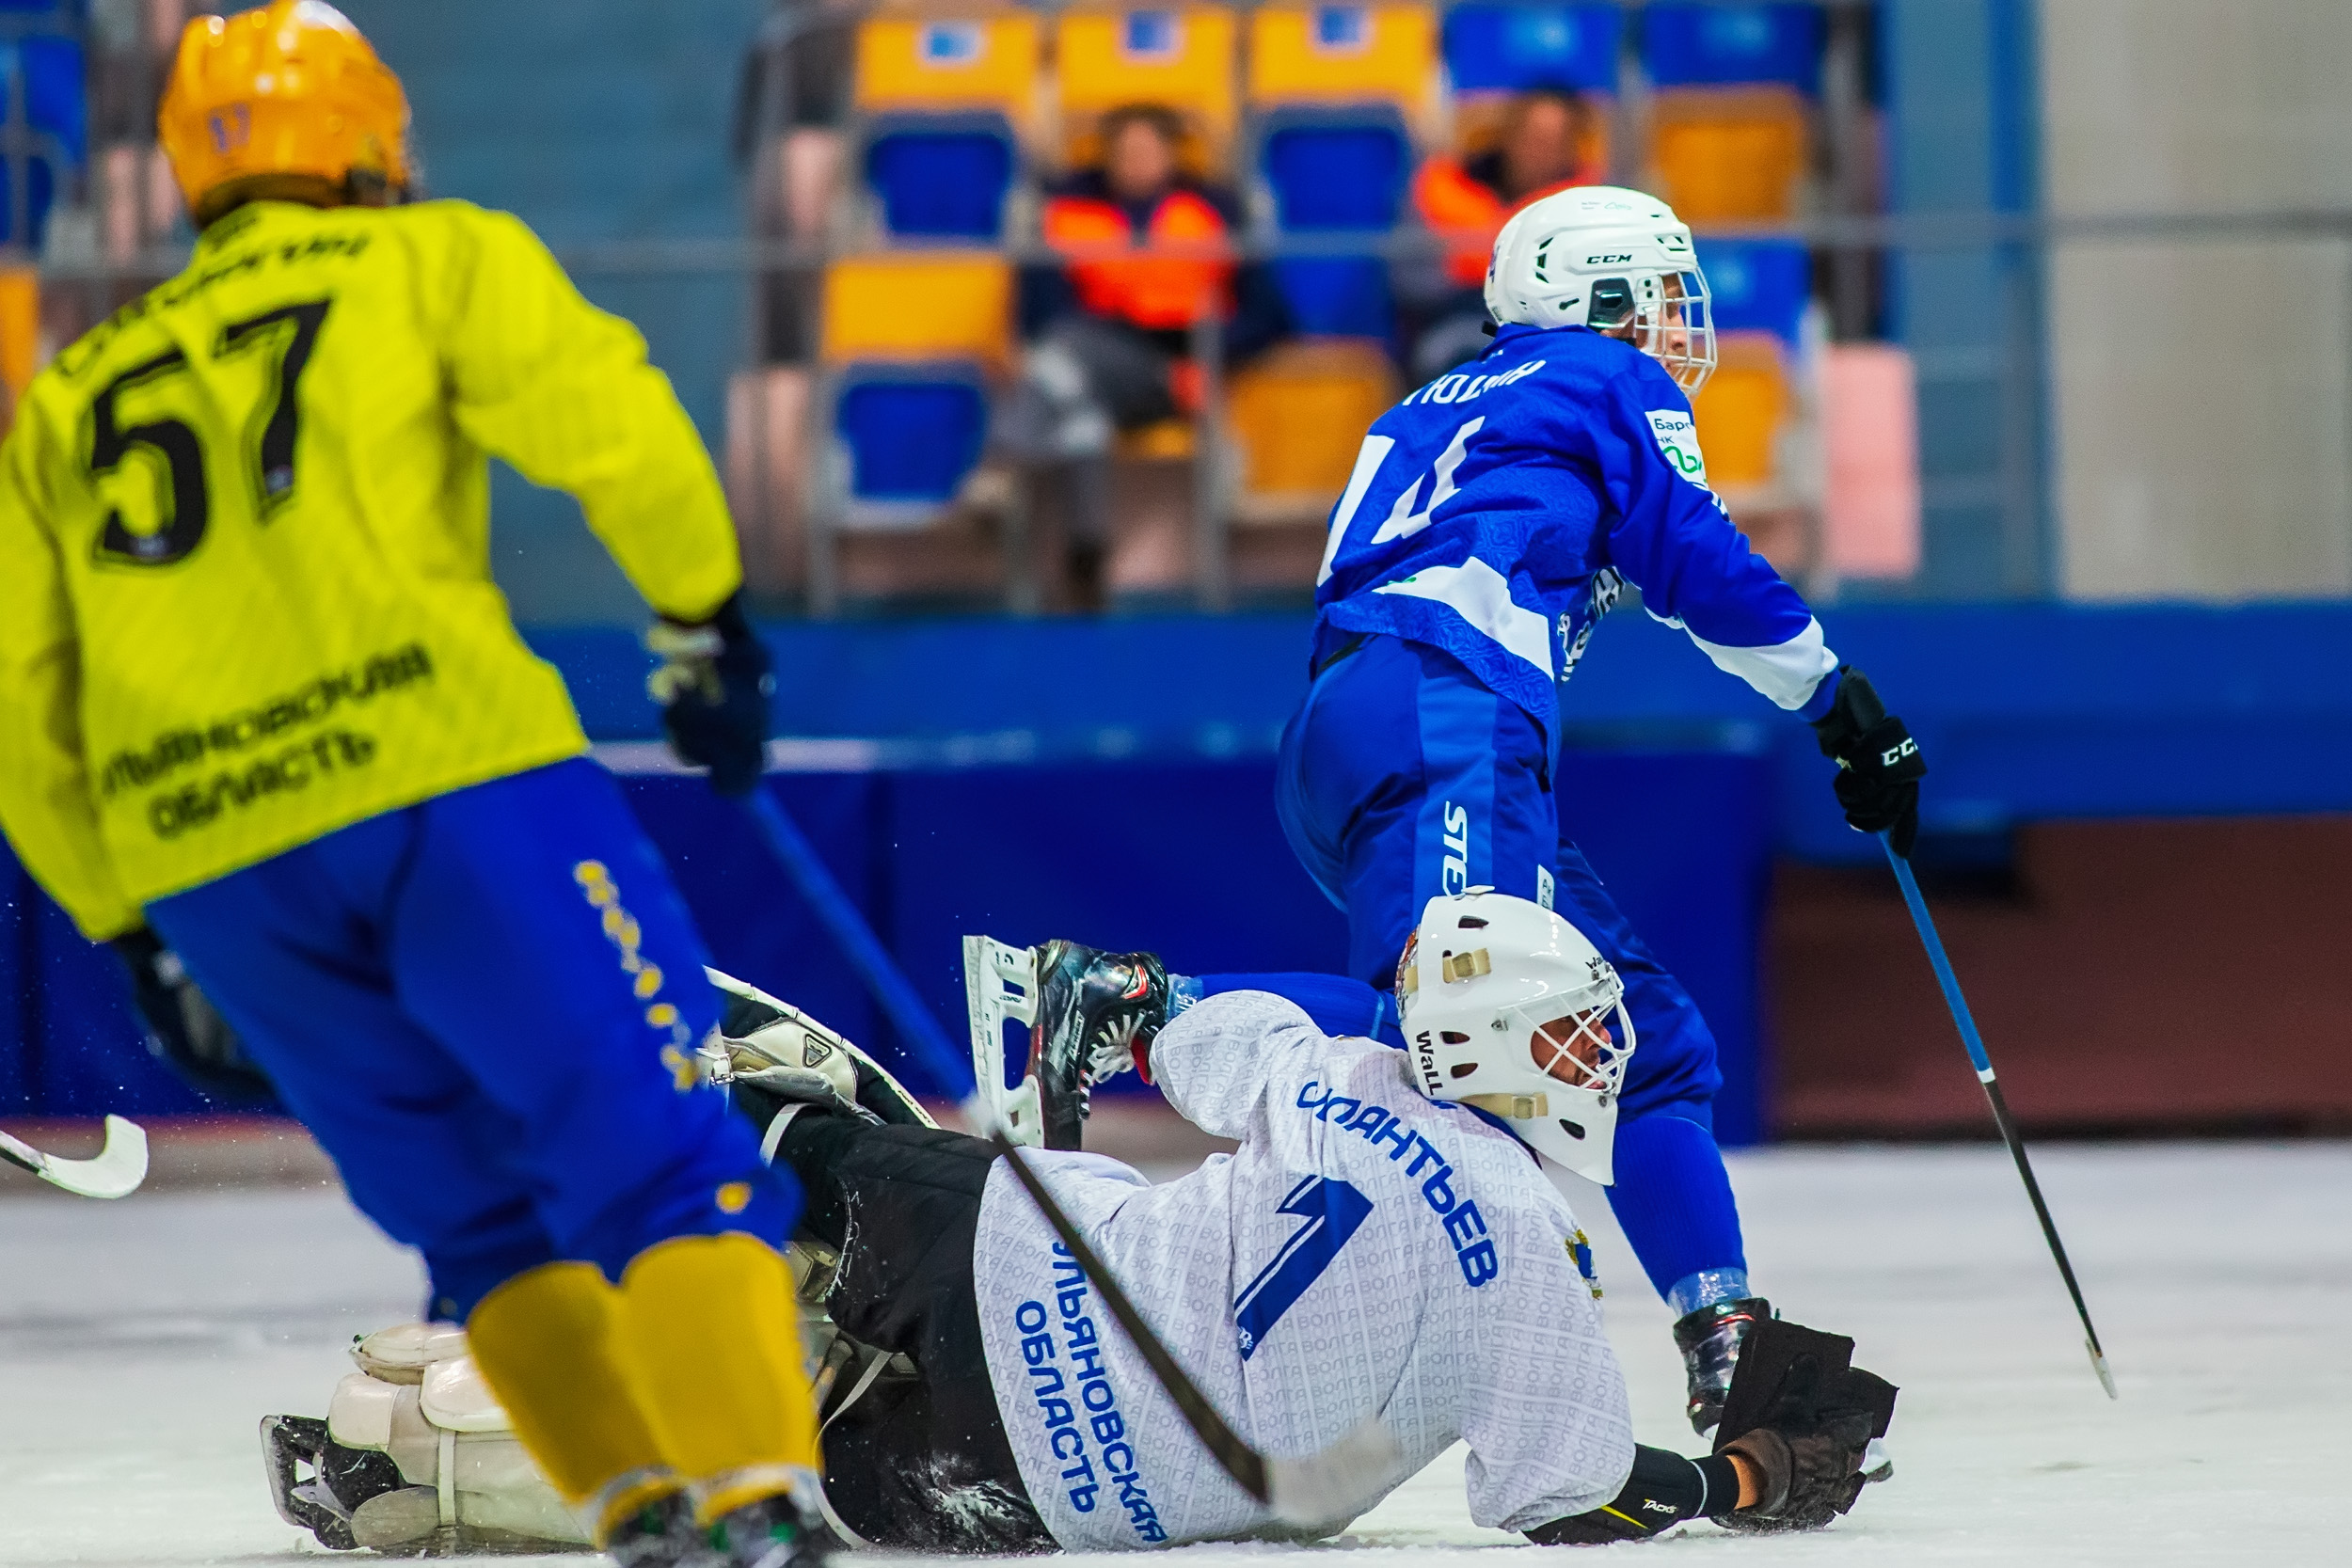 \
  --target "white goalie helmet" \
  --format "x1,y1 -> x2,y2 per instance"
1395,889 -> 1637,1183
1484,183 -> 1717,394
